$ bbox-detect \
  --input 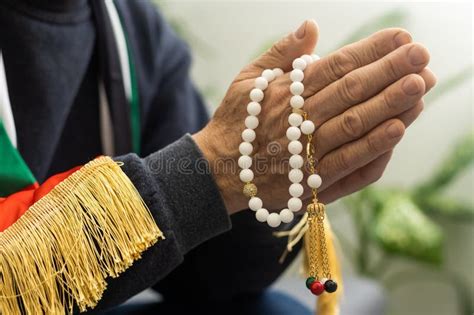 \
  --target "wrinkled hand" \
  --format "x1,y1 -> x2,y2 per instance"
194,20 -> 436,215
